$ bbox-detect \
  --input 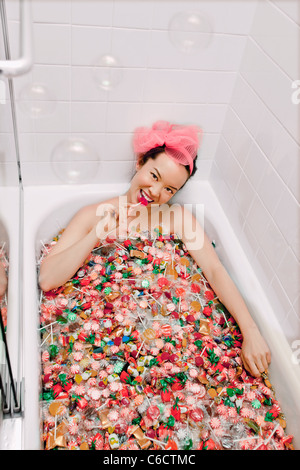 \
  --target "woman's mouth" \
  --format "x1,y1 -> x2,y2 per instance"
139,189 -> 154,205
